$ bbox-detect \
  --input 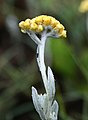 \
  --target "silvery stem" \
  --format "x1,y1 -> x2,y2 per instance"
31,31 -> 58,120
37,32 -> 48,93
